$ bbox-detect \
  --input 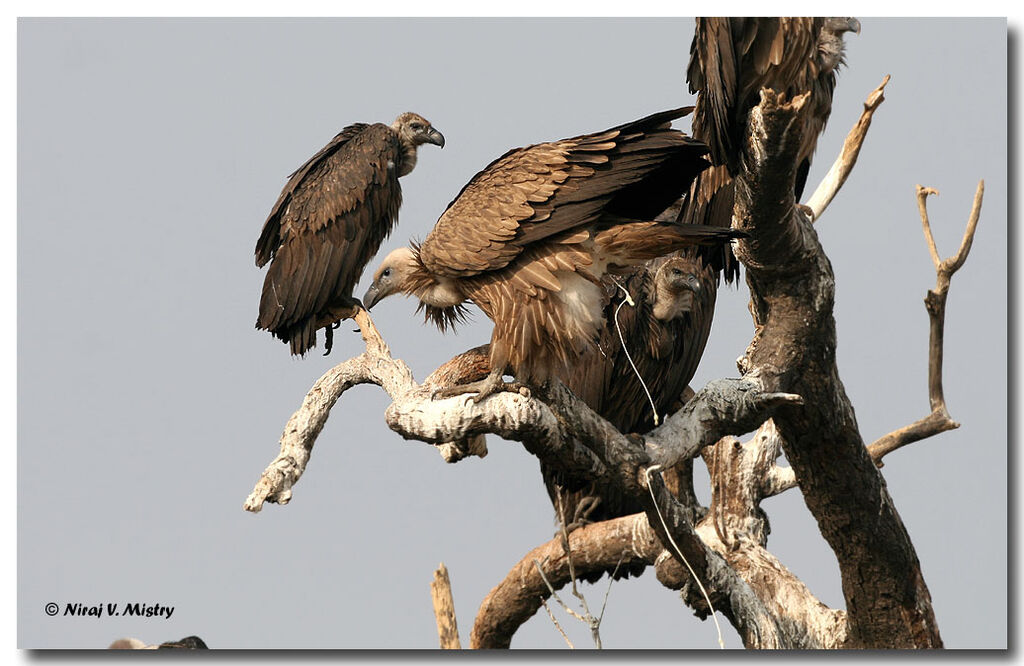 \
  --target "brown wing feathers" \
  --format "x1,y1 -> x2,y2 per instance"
422,107 -> 710,278
256,123 -> 402,355
683,18 -> 851,284
408,107 -> 742,384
